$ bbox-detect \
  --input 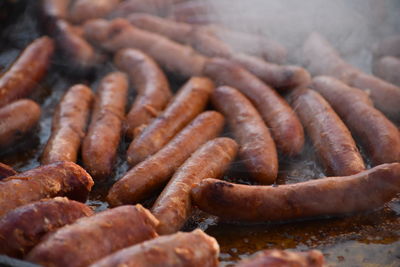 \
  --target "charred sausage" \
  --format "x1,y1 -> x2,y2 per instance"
69,0 -> 121,24
0,162 -> 17,179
